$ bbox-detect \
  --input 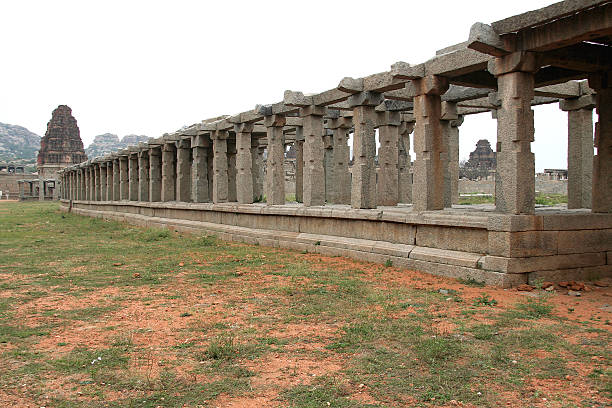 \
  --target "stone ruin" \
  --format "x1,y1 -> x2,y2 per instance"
25,105 -> 88,200
461,140 -> 496,180
58,1 -> 612,287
